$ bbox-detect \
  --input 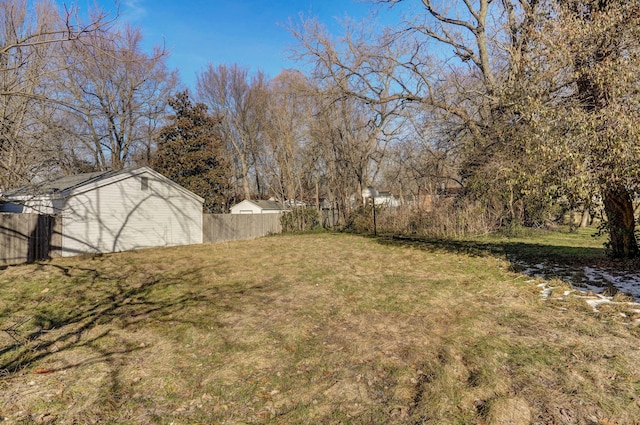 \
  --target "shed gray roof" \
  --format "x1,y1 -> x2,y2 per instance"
4,169 -> 125,197
247,200 -> 286,210
2,166 -> 205,206
4,169 -> 122,197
